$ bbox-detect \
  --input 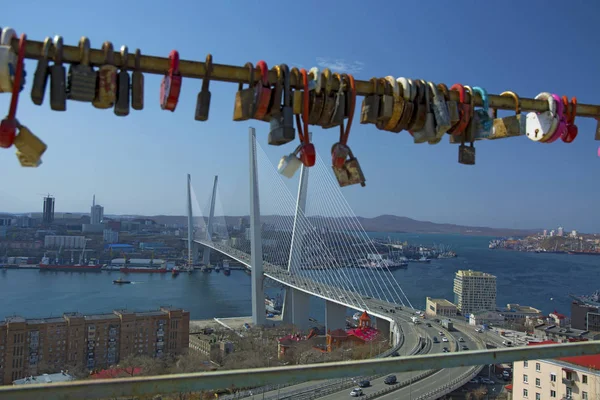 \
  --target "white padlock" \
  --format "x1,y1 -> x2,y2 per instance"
0,27 -> 17,93
525,92 -> 557,142
278,153 -> 302,178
